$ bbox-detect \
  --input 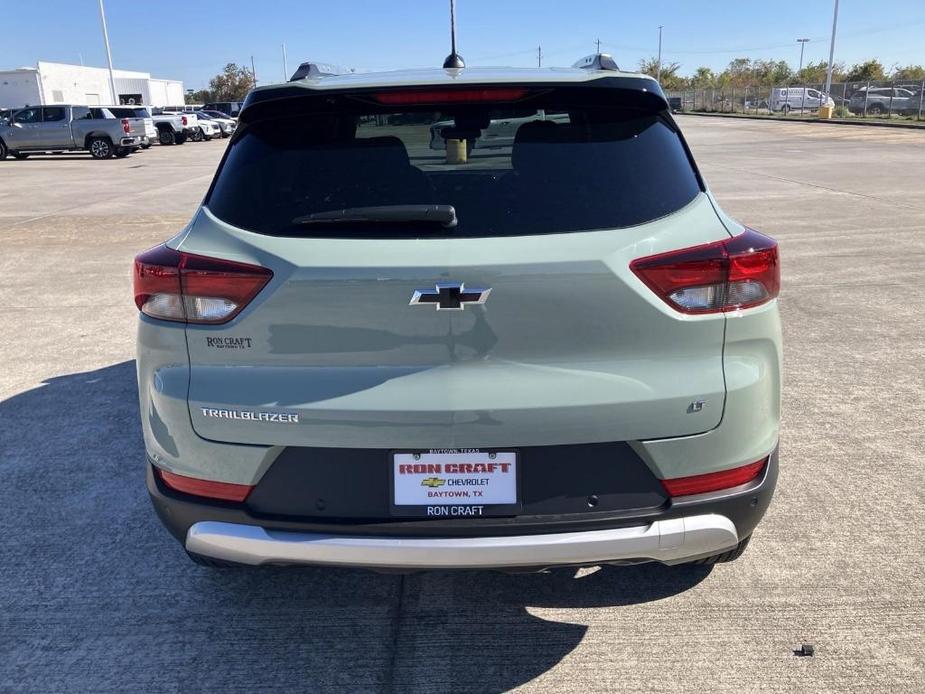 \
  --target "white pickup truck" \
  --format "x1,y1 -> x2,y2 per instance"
160,107 -> 215,141
0,105 -> 147,159
107,106 -> 157,149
